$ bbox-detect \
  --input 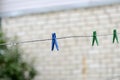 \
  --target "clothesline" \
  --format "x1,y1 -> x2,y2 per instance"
0,31 -> 119,46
